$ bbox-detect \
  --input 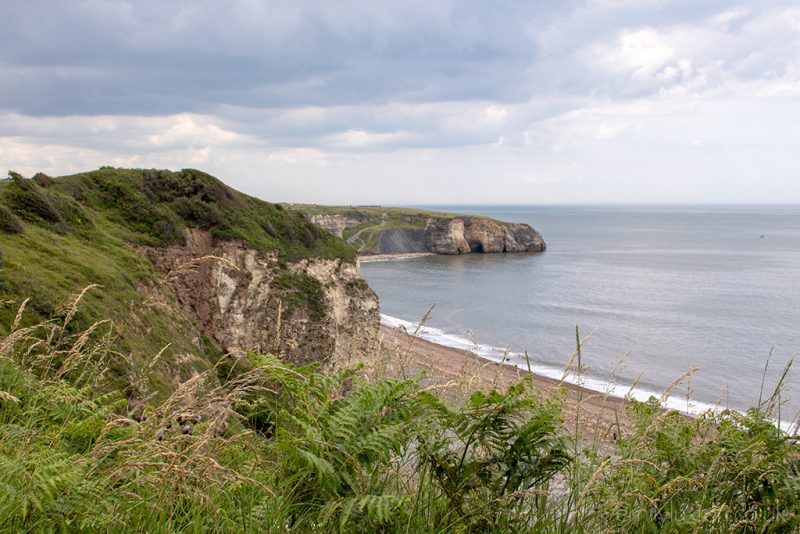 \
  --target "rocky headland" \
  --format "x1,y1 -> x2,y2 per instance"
290,205 -> 546,256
